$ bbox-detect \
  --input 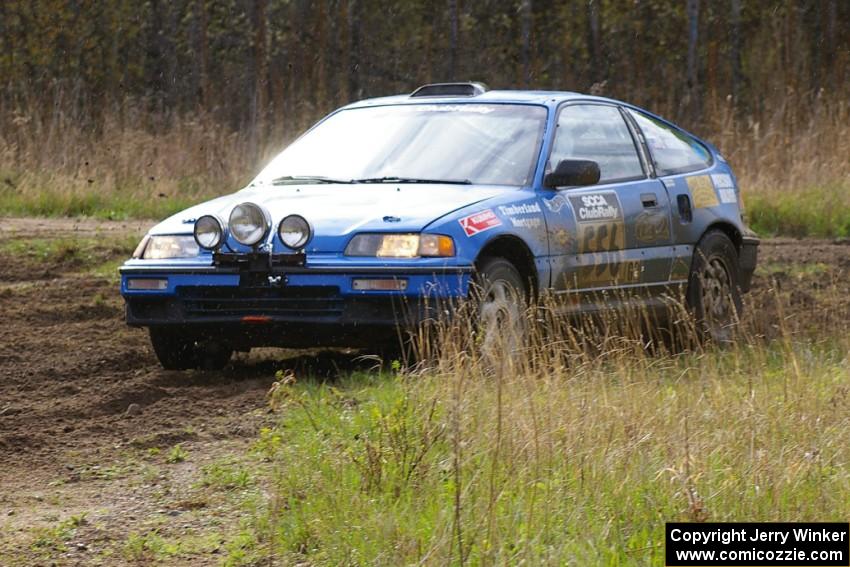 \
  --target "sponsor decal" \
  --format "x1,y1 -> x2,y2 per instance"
718,188 -> 737,204
710,173 -> 734,188
711,173 -> 736,205
498,202 -> 541,216
670,257 -> 691,281
575,257 -> 642,287
544,194 -> 569,214
661,178 -> 677,189
568,192 -> 625,254
552,228 -> 573,249
635,210 -> 671,242
458,209 -> 502,237
687,175 -> 720,208
507,216 -> 543,229
572,193 -> 620,221
498,201 -> 543,230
